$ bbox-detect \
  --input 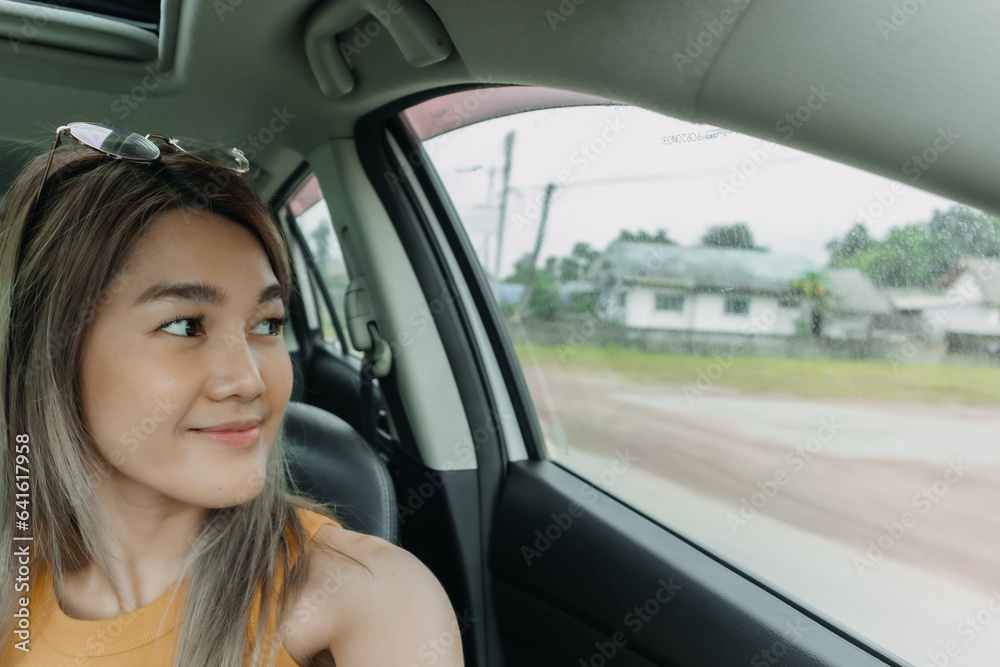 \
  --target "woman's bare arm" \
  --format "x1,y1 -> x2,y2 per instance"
303,525 -> 466,667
